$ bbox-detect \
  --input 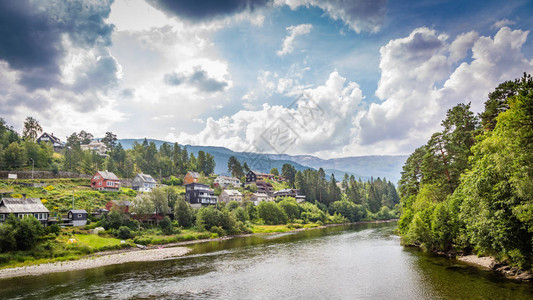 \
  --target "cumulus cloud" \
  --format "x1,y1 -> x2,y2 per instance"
276,0 -> 387,33
178,71 -> 363,154
277,24 -> 313,56
355,26 -> 533,151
